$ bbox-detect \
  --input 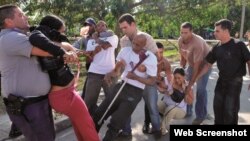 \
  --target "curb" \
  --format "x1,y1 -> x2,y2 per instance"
7,116 -> 71,141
